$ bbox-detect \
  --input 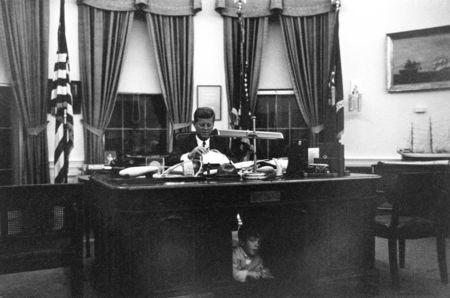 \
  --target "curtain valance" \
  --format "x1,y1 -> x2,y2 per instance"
78,0 -> 202,15
215,0 -> 331,18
